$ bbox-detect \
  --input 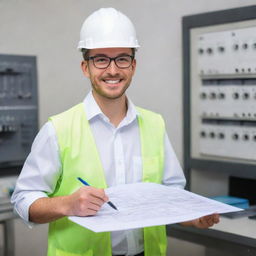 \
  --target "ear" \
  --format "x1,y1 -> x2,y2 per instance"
81,61 -> 90,78
131,58 -> 137,75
